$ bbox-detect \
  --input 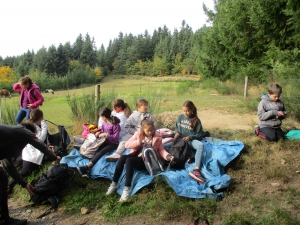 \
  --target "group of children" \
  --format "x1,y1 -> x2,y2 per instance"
9,83 -> 288,202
